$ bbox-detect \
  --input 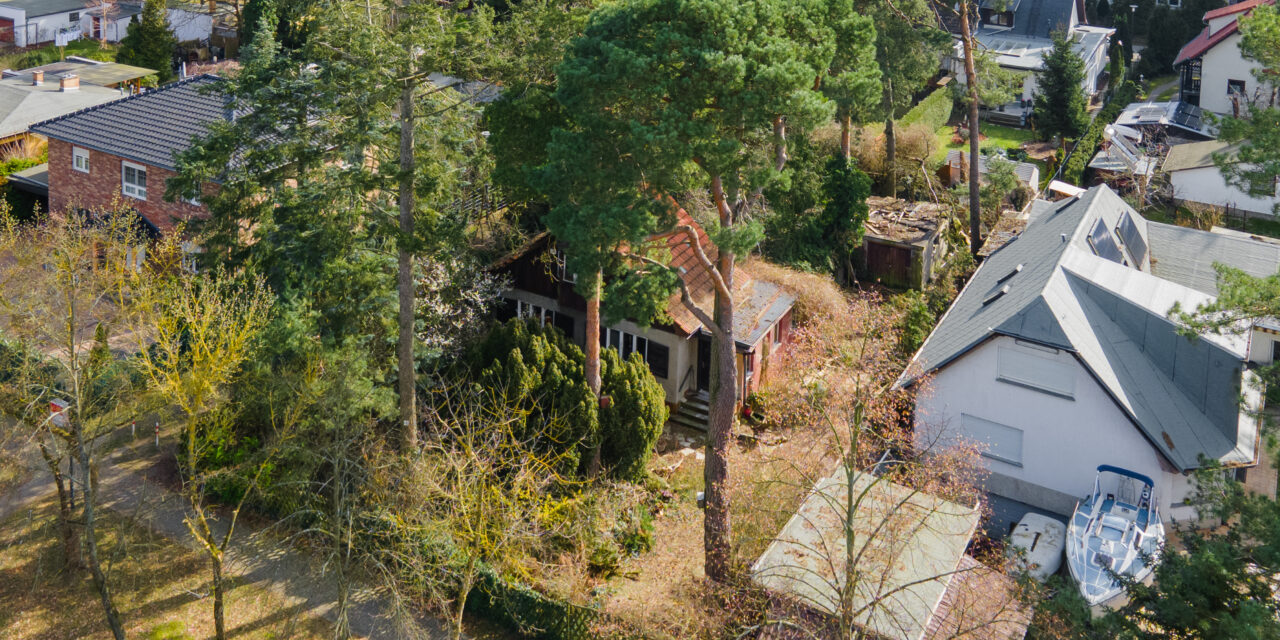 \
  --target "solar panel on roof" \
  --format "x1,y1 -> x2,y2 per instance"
1088,219 -> 1125,264
1116,212 -> 1148,267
